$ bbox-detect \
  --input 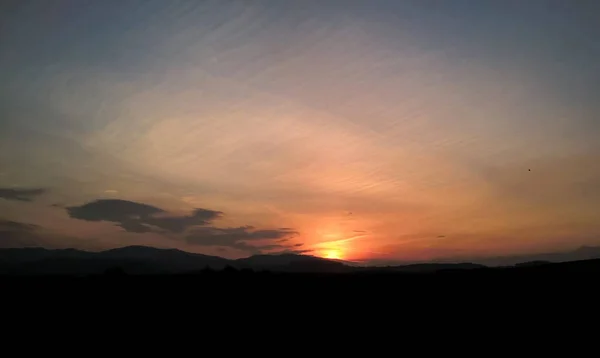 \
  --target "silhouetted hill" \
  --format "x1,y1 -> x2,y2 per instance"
235,253 -> 350,273
514,260 -> 552,267
0,246 -> 230,275
472,245 -> 600,266
0,257 -> 164,276
2,245 -> 600,277
0,247 -> 356,275
100,245 -> 230,271
362,262 -> 486,274
506,258 -> 600,274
